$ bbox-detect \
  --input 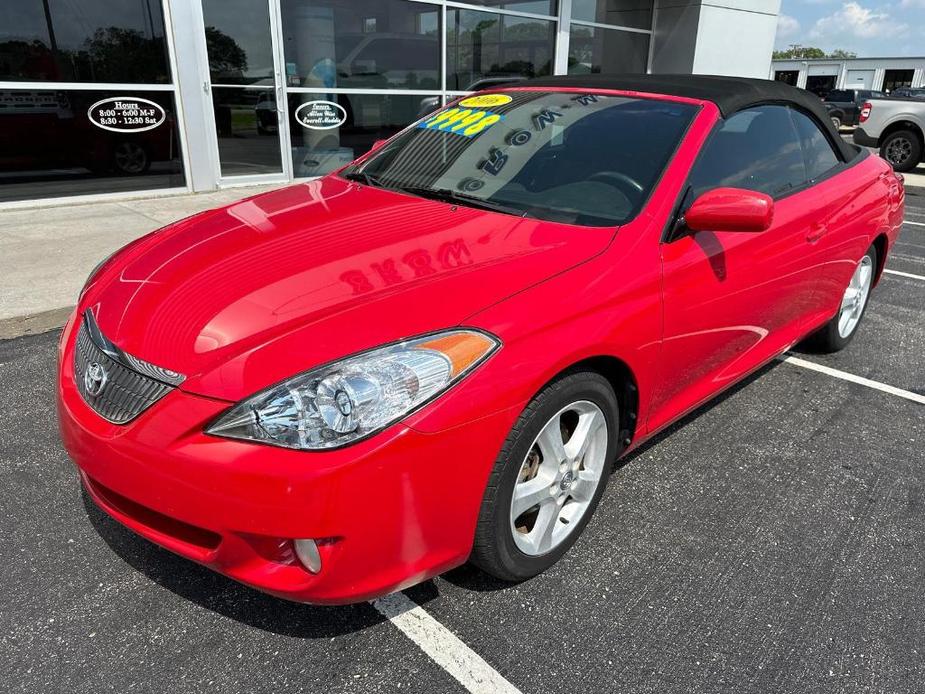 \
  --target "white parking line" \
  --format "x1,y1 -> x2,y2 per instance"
905,220 -> 925,227
885,268 -> 925,281
780,356 -> 925,405
373,592 -> 523,694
